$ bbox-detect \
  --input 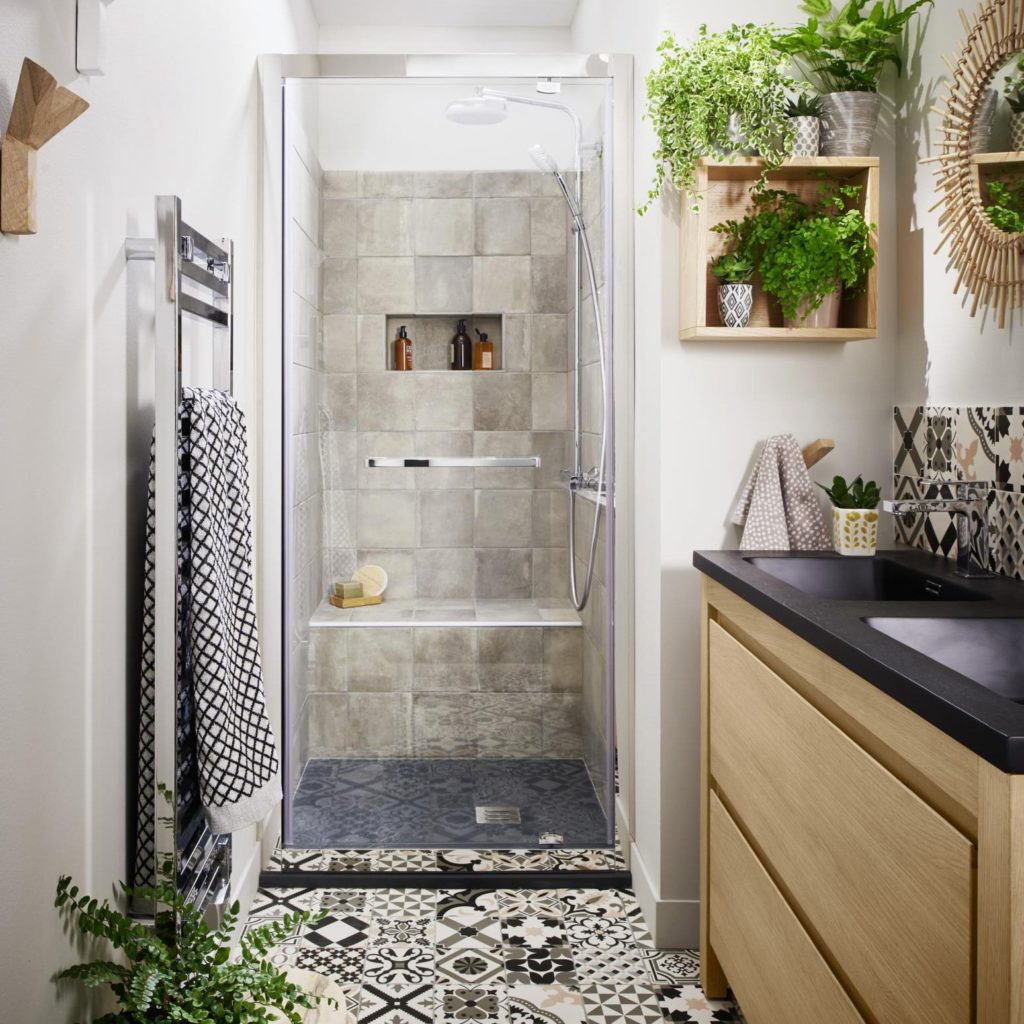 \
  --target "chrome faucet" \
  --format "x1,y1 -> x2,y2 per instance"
882,480 -> 993,579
